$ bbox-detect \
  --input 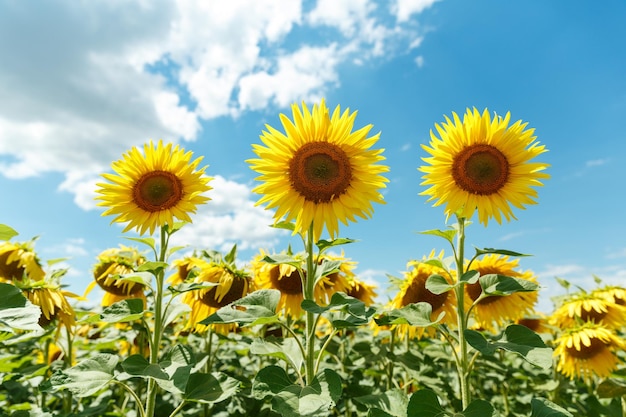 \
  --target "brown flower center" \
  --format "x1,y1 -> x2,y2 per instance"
201,275 -> 248,309
0,252 -> 24,280
270,267 -> 303,295
579,306 -> 607,323
565,337 -> 606,359
133,170 -> 183,212
401,274 -> 449,311
289,142 -> 352,203
452,144 -> 509,195
517,318 -> 541,332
